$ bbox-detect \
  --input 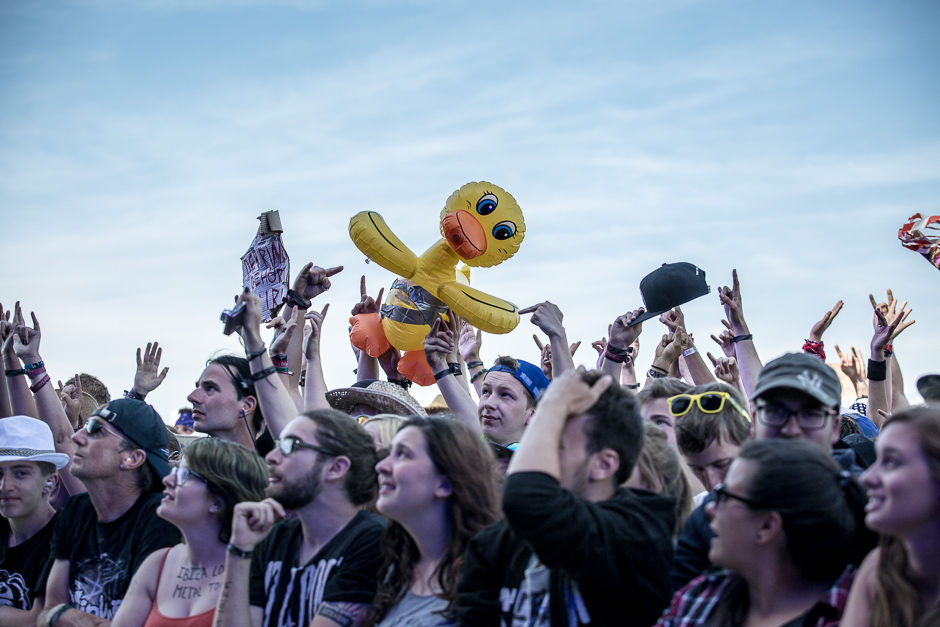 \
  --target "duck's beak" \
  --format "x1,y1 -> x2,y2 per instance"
441,210 -> 487,259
